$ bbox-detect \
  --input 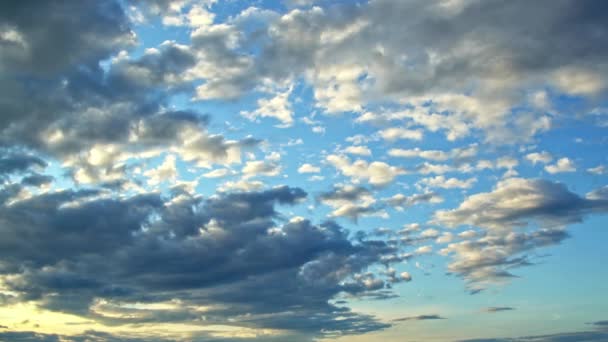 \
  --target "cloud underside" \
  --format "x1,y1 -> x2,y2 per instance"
0,184 -> 412,339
